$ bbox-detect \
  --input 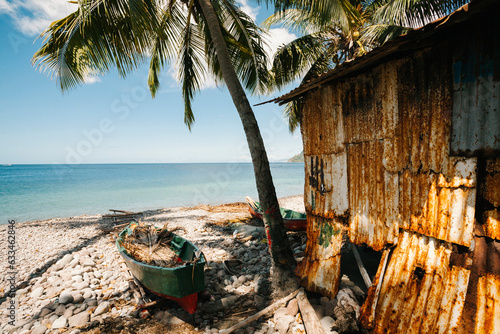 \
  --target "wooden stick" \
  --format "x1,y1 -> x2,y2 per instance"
109,209 -> 138,214
218,288 -> 301,334
350,243 -> 372,289
296,290 -> 326,334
